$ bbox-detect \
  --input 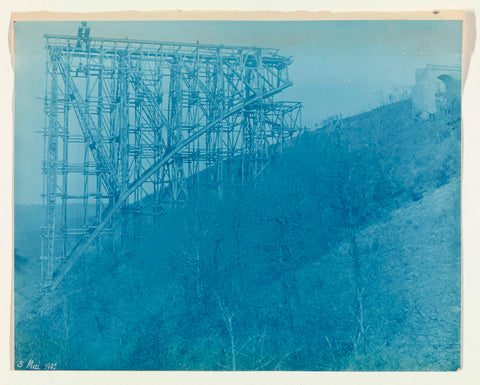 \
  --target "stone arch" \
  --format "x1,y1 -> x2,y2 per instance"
435,74 -> 461,114
412,65 -> 461,119
436,74 -> 461,96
